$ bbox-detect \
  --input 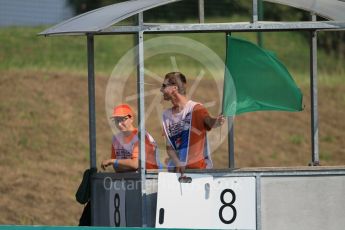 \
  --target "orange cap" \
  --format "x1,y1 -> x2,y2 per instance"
111,104 -> 134,117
